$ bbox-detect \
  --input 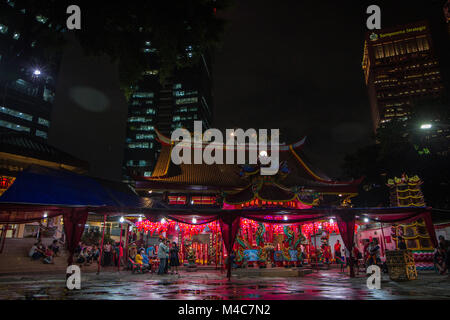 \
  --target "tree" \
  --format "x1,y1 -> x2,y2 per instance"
0,0 -> 233,91
342,100 -> 450,209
